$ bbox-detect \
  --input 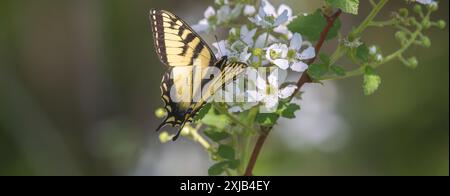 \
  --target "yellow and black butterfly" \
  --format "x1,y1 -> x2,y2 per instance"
149,9 -> 247,141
